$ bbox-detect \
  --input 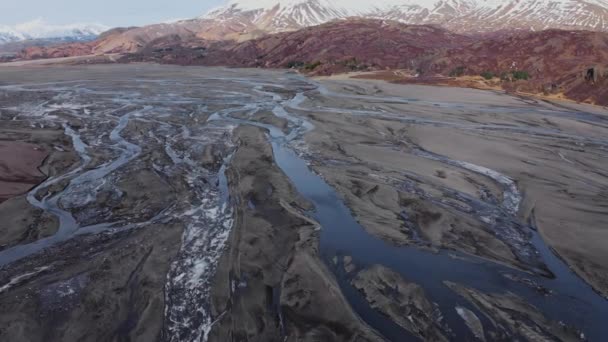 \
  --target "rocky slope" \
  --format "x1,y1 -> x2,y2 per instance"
124,20 -> 470,70
16,28 -> 136,60
422,29 -> 608,104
